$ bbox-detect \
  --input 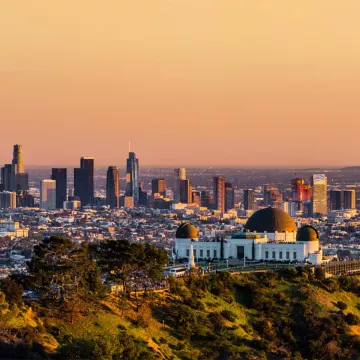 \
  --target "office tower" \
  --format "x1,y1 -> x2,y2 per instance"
225,182 -> 235,212
51,168 -> 67,209
244,189 -> 255,210
343,190 -> 356,210
40,180 -> 56,210
180,179 -> 192,204
152,178 -> 166,197
125,152 -> 139,206
329,190 -> 342,211
311,174 -> 328,215
9,145 -> 28,191
18,191 -> 35,207
200,190 -> 211,208
173,168 -> 186,203
213,176 -> 225,213
106,166 -> 119,208
264,185 -> 282,207
124,196 -> 134,208
74,157 -> 94,206
192,191 -> 201,206
0,191 -> 17,209
138,182 -> 148,207
1,164 -> 12,191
